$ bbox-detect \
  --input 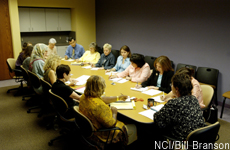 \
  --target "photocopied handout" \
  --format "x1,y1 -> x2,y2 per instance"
130,87 -> 148,92
142,89 -> 162,96
82,66 -> 92,69
75,75 -> 90,85
91,68 -> 100,70
138,109 -> 156,120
